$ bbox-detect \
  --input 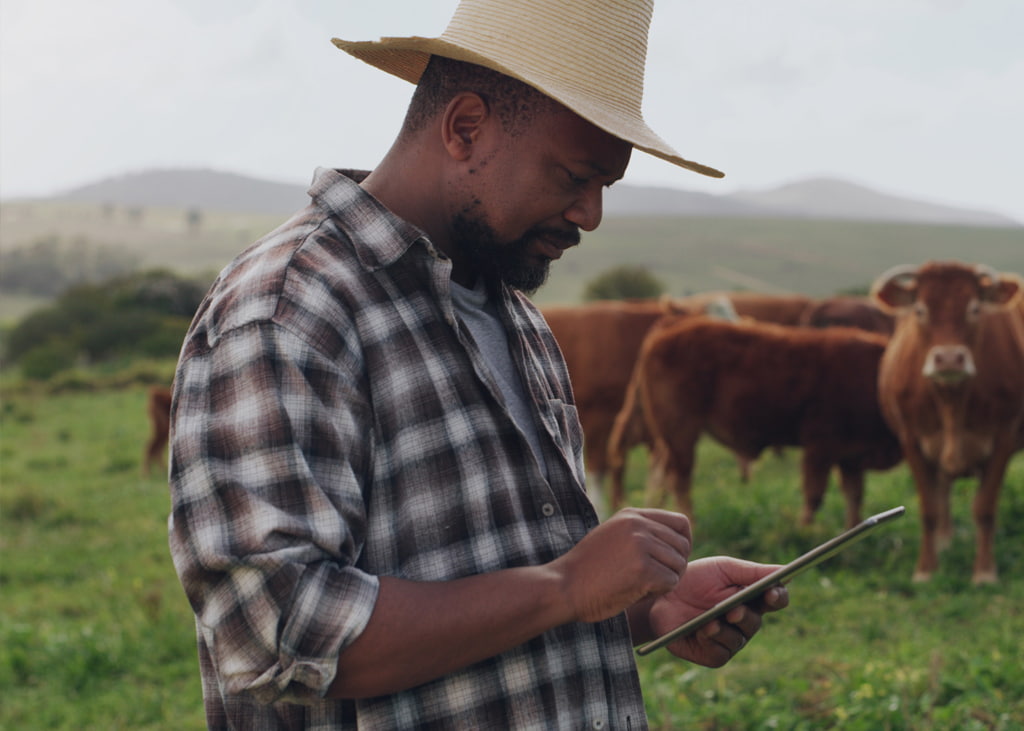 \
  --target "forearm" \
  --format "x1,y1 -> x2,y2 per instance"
328,507 -> 694,698
625,596 -> 658,645
327,566 -> 572,699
